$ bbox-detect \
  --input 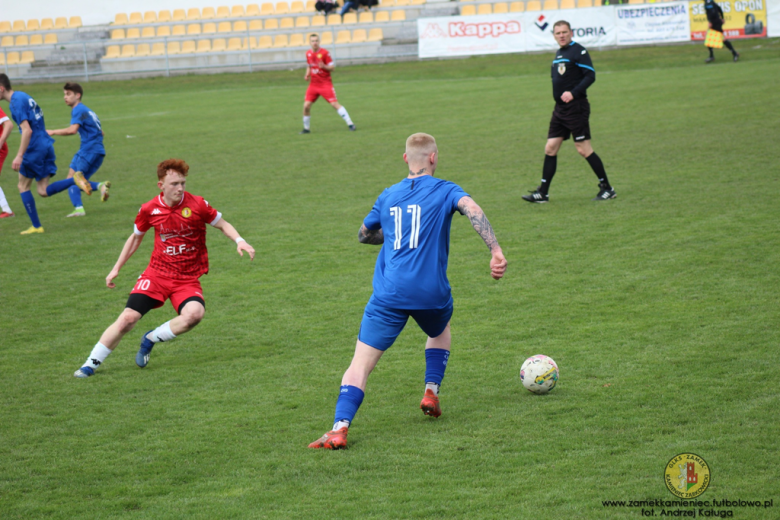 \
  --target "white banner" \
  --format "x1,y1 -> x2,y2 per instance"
524,6 -> 617,51
769,0 -> 780,37
616,1 -> 691,45
417,14 -> 526,58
